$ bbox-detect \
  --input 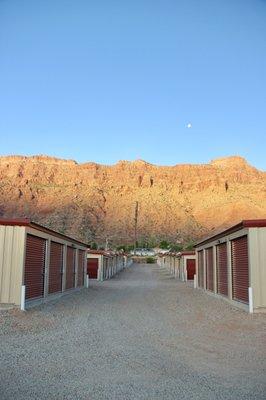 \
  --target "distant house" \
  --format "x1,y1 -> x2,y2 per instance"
153,247 -> 169,255
130,248 -> 155,256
